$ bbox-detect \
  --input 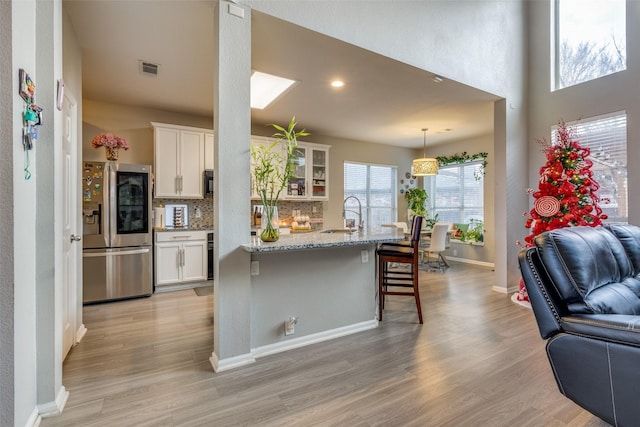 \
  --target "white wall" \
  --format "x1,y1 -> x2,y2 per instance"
0,1 -> 15,425
528,1 -> 640,225
82,100 -> 213,165
10,1 -> 39,425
